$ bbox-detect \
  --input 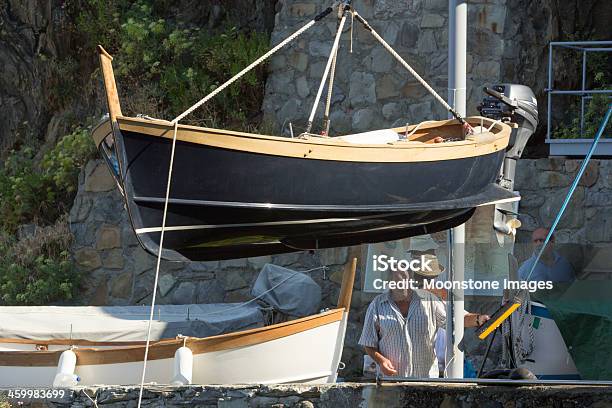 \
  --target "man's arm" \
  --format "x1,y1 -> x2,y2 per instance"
435,297 -> 489,328
464,312 -> 490,328
364,346 -> 398,376
359,300 -> 398,376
